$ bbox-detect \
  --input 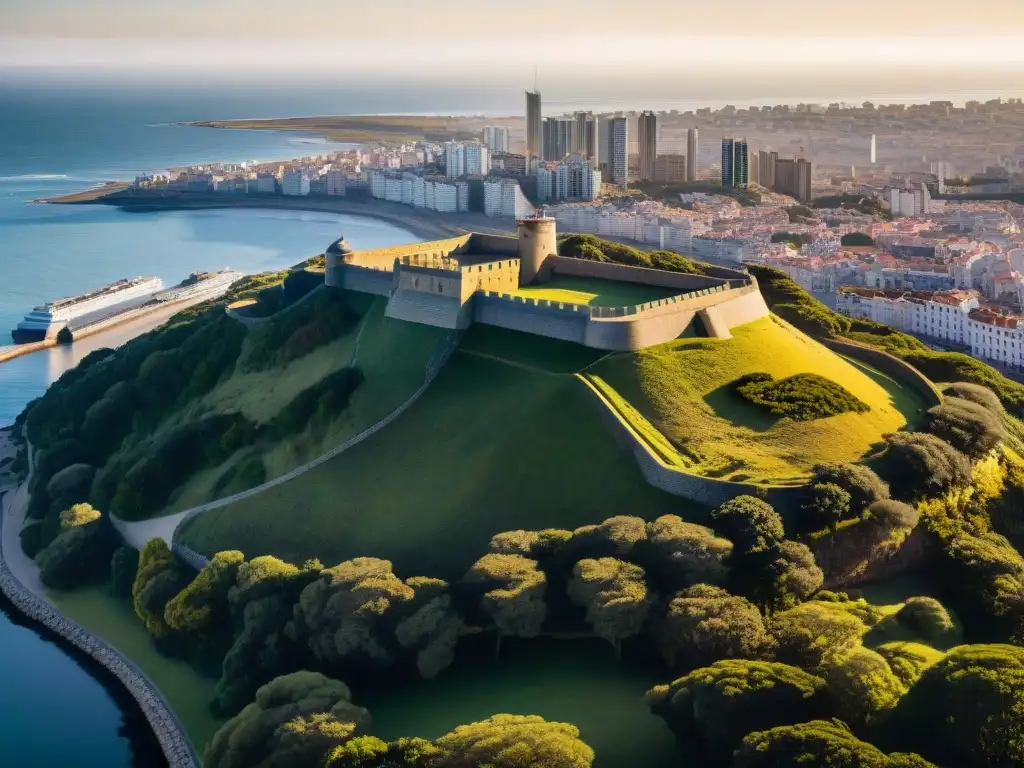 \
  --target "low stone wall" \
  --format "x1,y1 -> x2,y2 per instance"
578,375 -> 808,510
226,284 -> 326,329
0,518 -> 199,767
171,332 -> 462,570
337,265 -> 394,296
823,337 -> 943,407
474,293 -> 589,344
